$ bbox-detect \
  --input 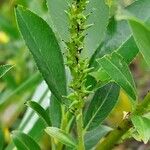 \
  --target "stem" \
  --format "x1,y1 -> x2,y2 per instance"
51,138 -> 56,150
76,109 -> 85,150
96,93 -> 150,150
96,119 -> 132,150
65,0 -> 90,149
57,106 -> 69,150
